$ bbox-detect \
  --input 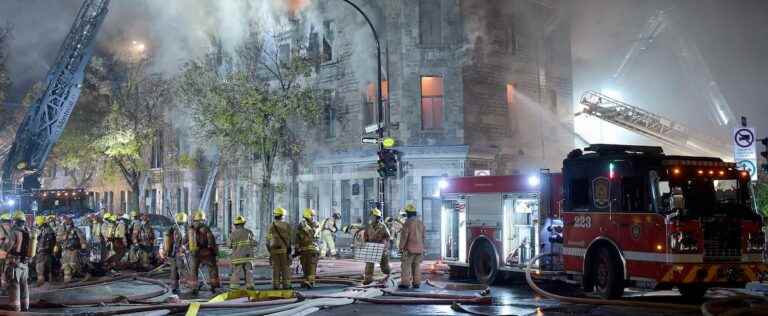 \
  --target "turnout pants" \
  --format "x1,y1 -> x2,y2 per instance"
270,252 -> 291,289
190,251 -> 220,290
61,249 -> 81,283
320,230 -> 337,257
168,255 -> 186,291
299,251 -> 319,286
105,240 -> 127,270
229,262 -> 254,289
400,251 -> 423,287
364,250 -> 391,284
5,259 -> 29,312
35,252 -> 54,286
